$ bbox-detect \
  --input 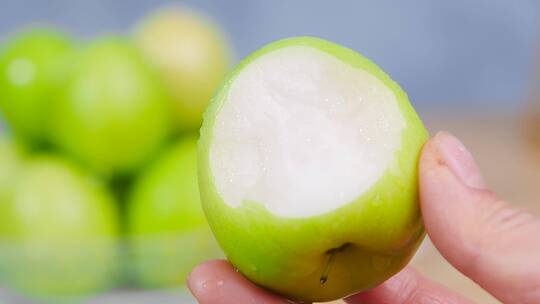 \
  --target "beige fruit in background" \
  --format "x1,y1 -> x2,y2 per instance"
135,7 -> 231,131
